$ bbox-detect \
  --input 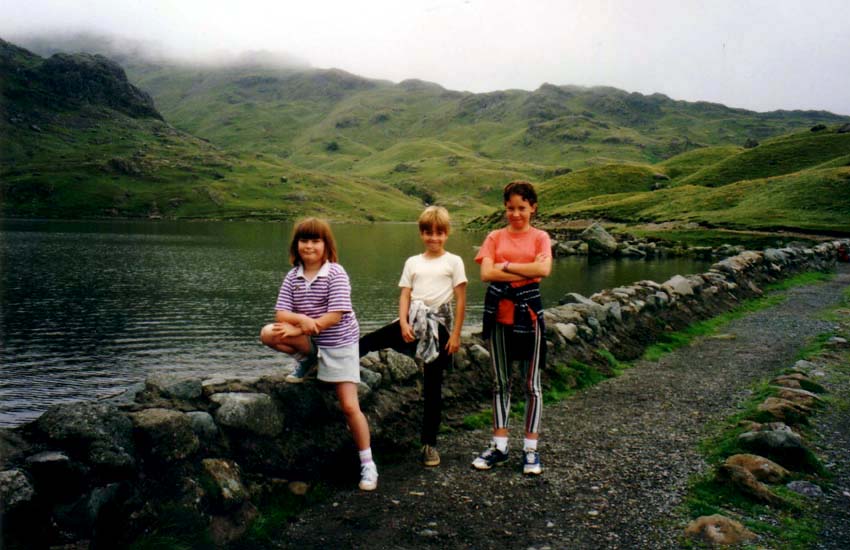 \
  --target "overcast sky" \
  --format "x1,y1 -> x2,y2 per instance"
3,0 -> 849,115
